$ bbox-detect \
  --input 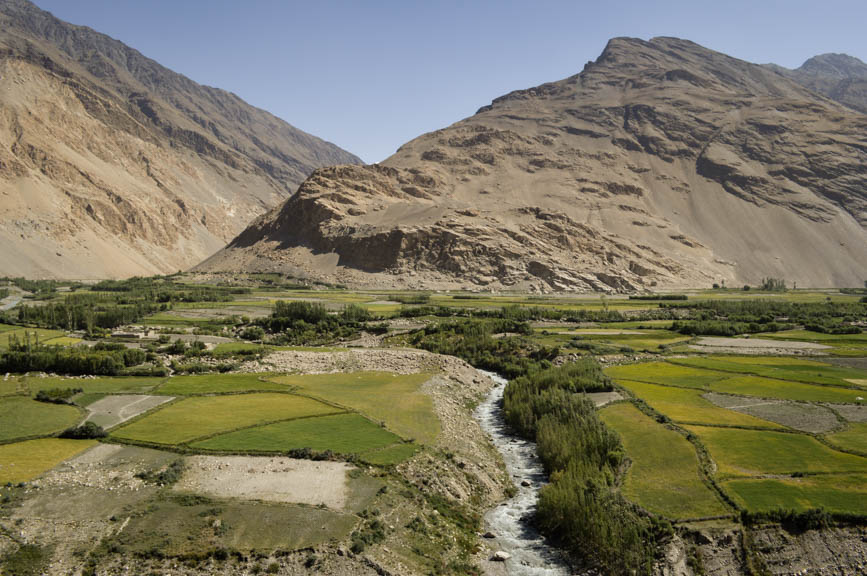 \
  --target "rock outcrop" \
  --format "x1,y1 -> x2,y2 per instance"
0,0 -> 360,278
200,37 -> 867,291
